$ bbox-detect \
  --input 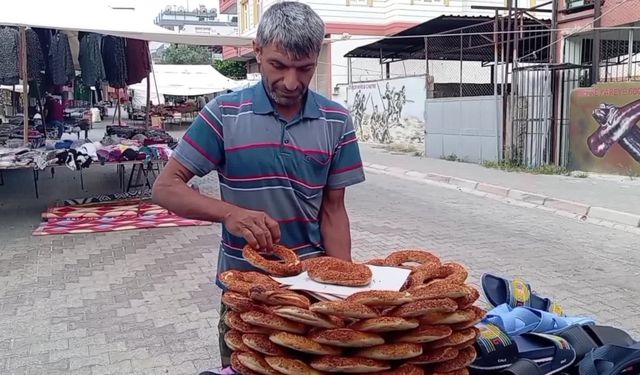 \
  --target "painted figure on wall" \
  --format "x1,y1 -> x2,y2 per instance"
567,82 -> 640,175
349,81 -> 415,144
587,99 -> 640,163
